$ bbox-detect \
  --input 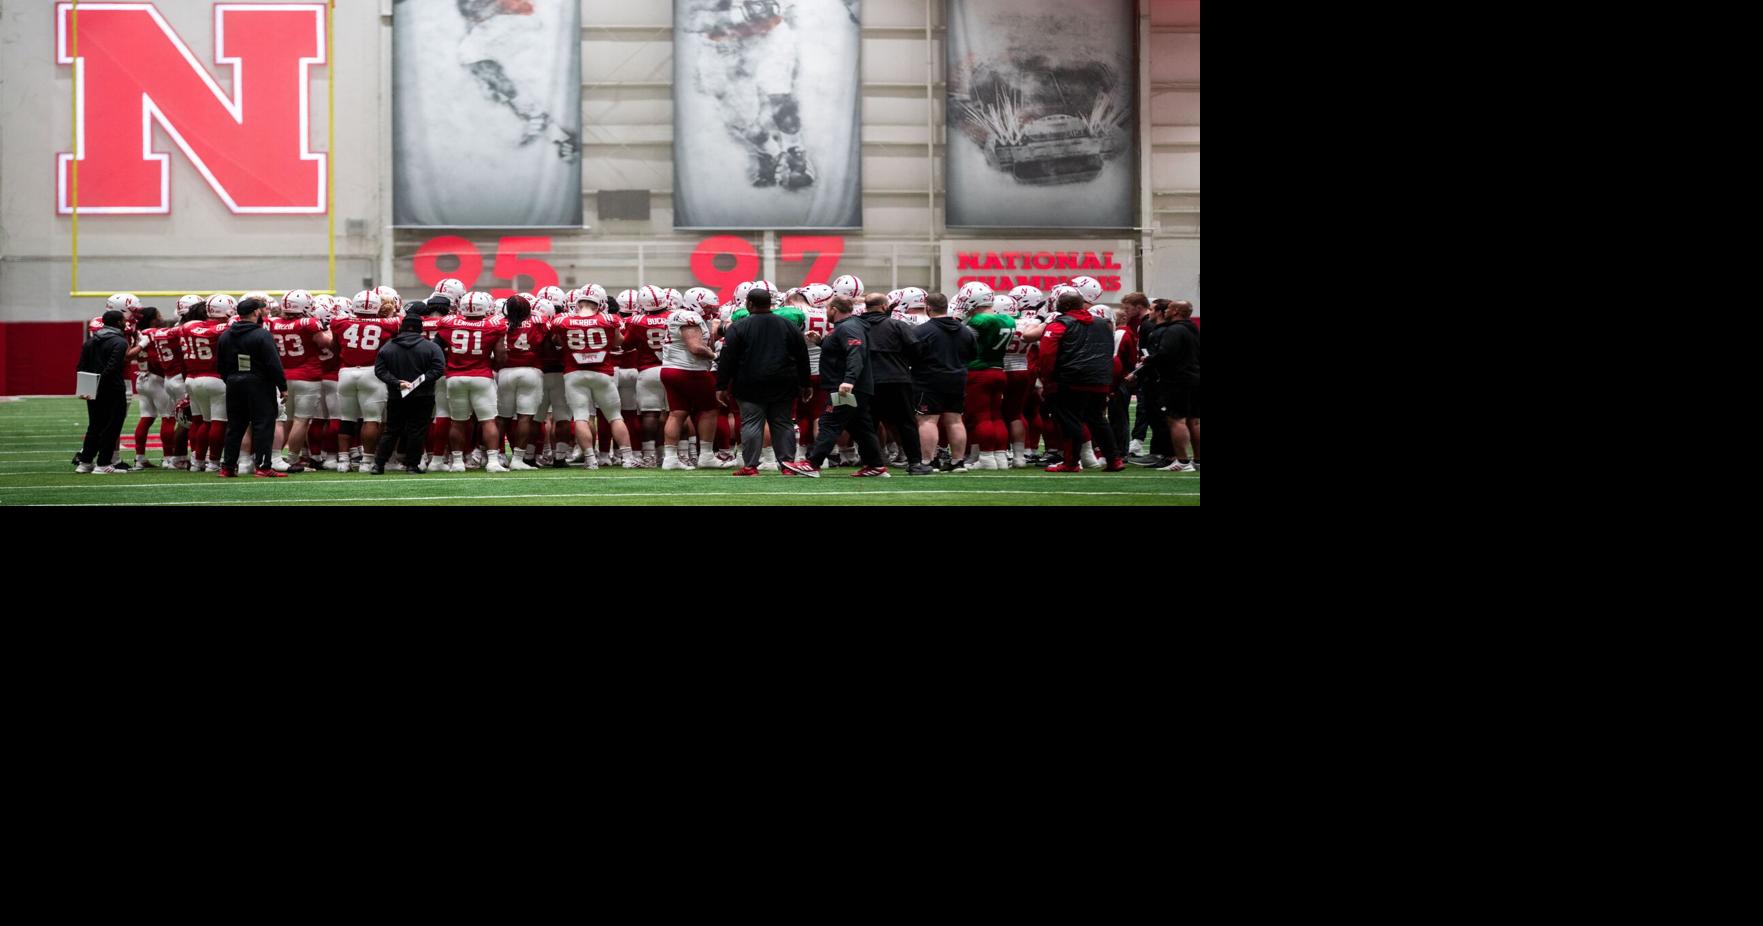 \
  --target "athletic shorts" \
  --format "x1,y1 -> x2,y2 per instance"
539,371 -> 566,420
432,376 -> 450,420
186,376 -> 227,421
338,366 -> 388,421
284,380 -> 325,419
497,366 -> 544,418
447,375 -> 499,420
321,378 -> 340,420
1159,383 -> 1200,419
661,367 -> 718,418
616,367 -> 639,412
138,373 -> 175,418
636,366 -> 668,412
915,382 -> 966,416
564,370 -> 621,421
